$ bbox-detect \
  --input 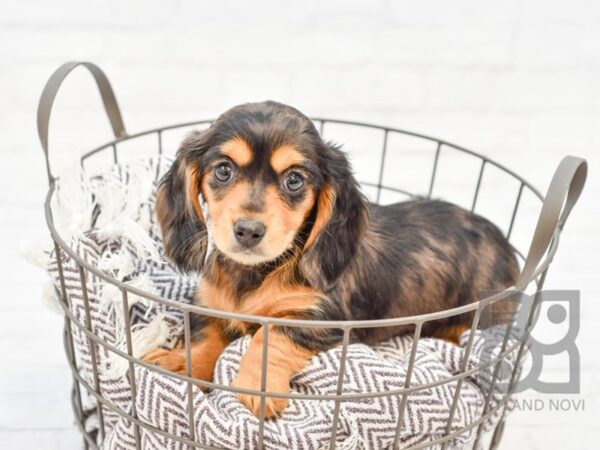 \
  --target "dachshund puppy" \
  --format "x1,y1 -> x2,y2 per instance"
146,101 -> 518,418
